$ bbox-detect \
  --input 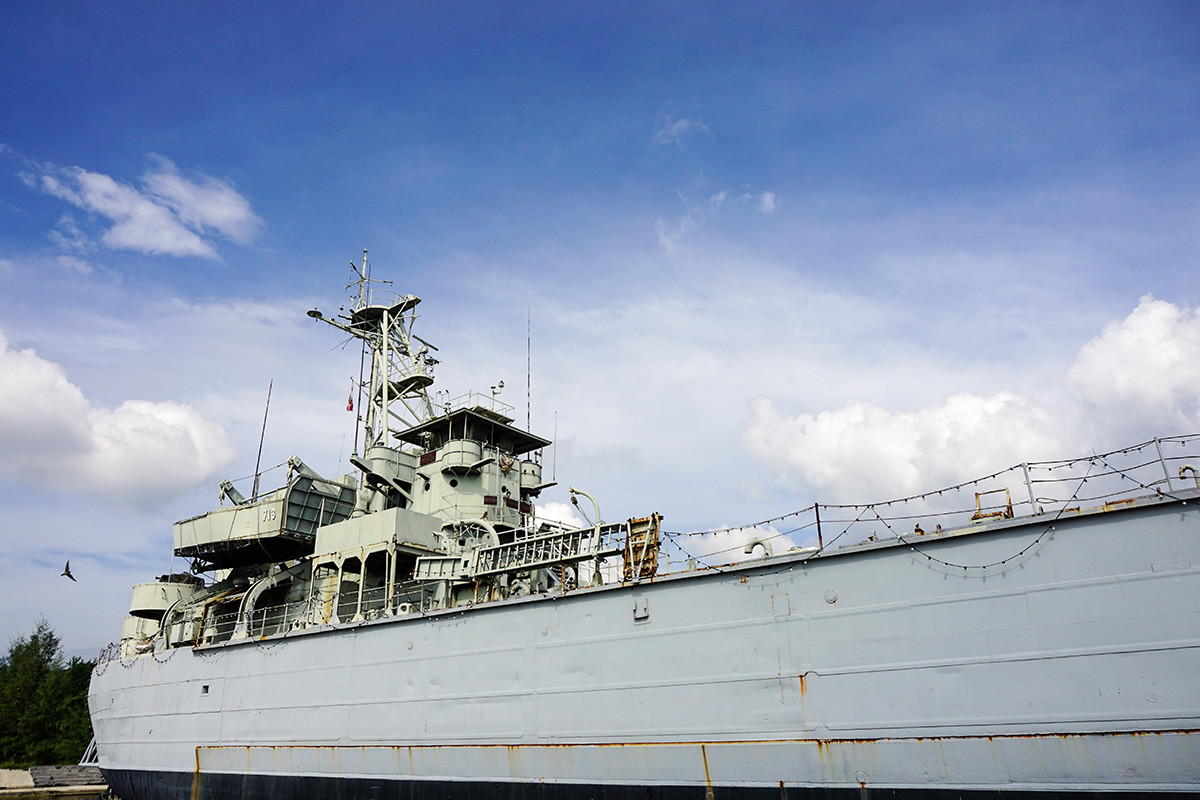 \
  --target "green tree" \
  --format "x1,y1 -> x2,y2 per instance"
0,619 -> 95,768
